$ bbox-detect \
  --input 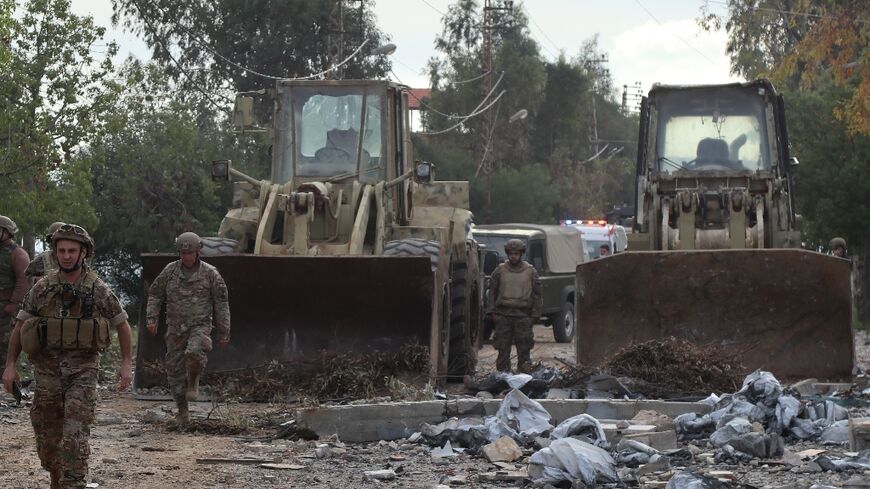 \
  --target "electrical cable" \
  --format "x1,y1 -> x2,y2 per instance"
417,89 -> 505,135
390,69 -> 505,122
701,0 -> 868,25
525,8 -> 560,58
634,0 -> 723,69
